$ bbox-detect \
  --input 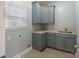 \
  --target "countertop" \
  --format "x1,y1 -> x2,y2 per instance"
32,30 -> 76,35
